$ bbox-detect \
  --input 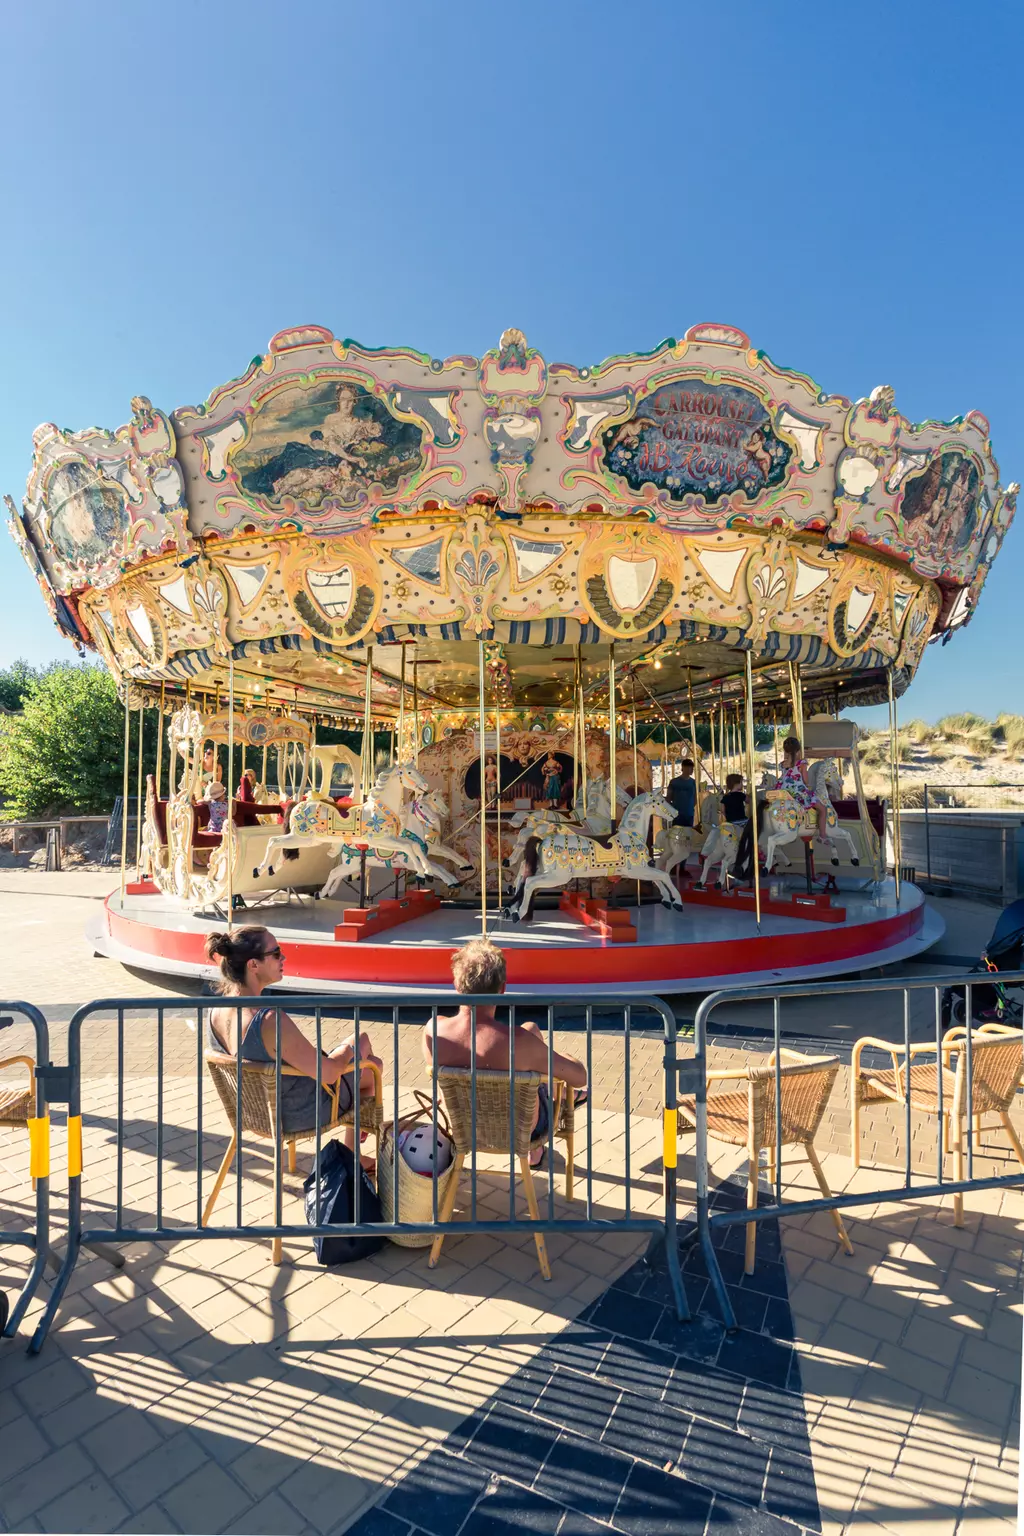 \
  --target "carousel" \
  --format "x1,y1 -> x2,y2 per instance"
6,323 -> 1016,993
